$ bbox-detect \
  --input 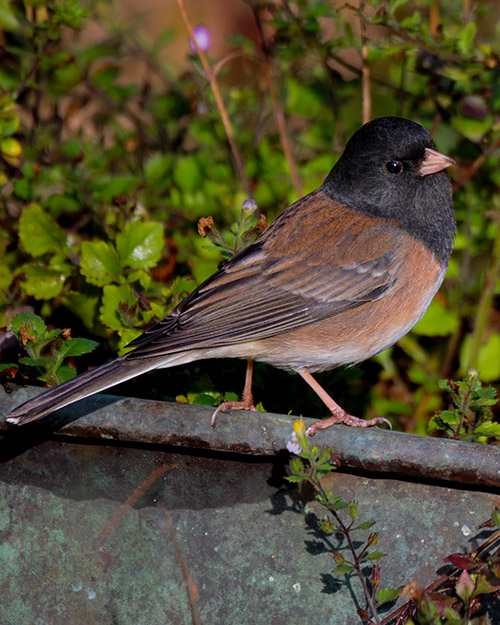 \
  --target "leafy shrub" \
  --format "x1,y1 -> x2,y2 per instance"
1,0 -> 500,432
